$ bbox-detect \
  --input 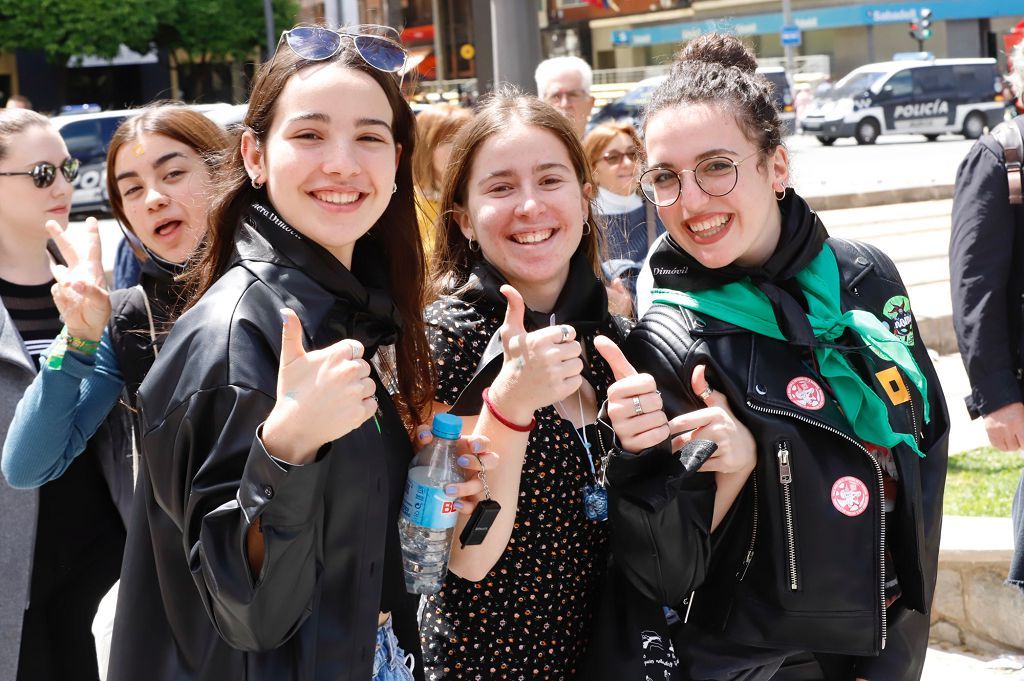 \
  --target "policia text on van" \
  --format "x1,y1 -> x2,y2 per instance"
799,58 -> 1004,145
